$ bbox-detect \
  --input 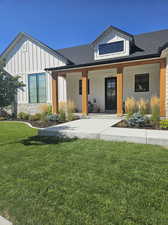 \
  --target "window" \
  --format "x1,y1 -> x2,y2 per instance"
135,73 -> 149,92
99,41 -> 124,55
28,73 -> 47,103
79,79 -> 90,95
